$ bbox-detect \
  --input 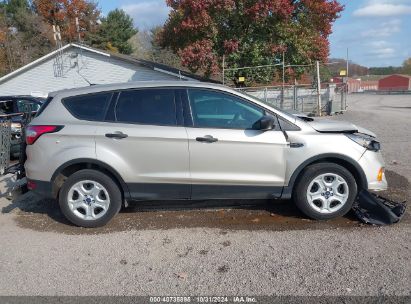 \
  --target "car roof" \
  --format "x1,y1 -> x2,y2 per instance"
49,81 -> 236,99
